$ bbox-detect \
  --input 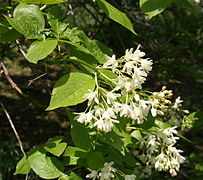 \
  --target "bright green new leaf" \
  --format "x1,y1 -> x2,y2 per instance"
155,120 -> 171,129
130,130 -> 142,141
6,3 -> 45,38
44,143 -> 67,157
26,39 -> 58,63
43,137 -> 67,157
87,151 -> 105,170
12,0 -> 68,4
140,0 -> 173,19
63,146 -> 88,158
47,72 -> 95,110
14,156 -> 31,175
96,0 -> 136,34
28,150 -> 64,179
